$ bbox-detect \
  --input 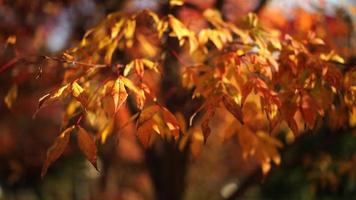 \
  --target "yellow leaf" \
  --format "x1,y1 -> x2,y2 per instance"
158,20 -> 169,38
137,34 -> 158,57
170,0 -> 184,7
119,76 -> 144,97
111,19 -> 125,39
4,84 -> 17,109
72,82 -> 84,98
112,77 -> 128,112
331,54 -> 344,64
124,61 -> 134,76
72,81 -> 88,106
104,42 -> 118,64
125,19 -> 136,40
52,84 -> 69,99
100,121 -> 113,144
168,15 -> 191,40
